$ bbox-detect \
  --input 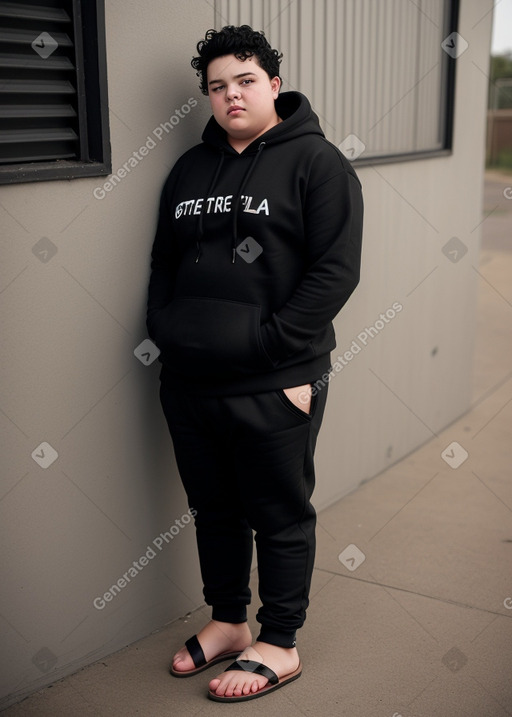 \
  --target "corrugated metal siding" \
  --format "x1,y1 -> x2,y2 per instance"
215,0 -> 448,159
